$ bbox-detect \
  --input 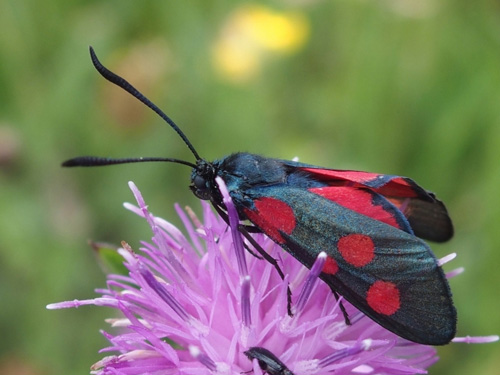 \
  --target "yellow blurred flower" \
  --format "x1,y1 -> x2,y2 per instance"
213,5 -> 310,83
